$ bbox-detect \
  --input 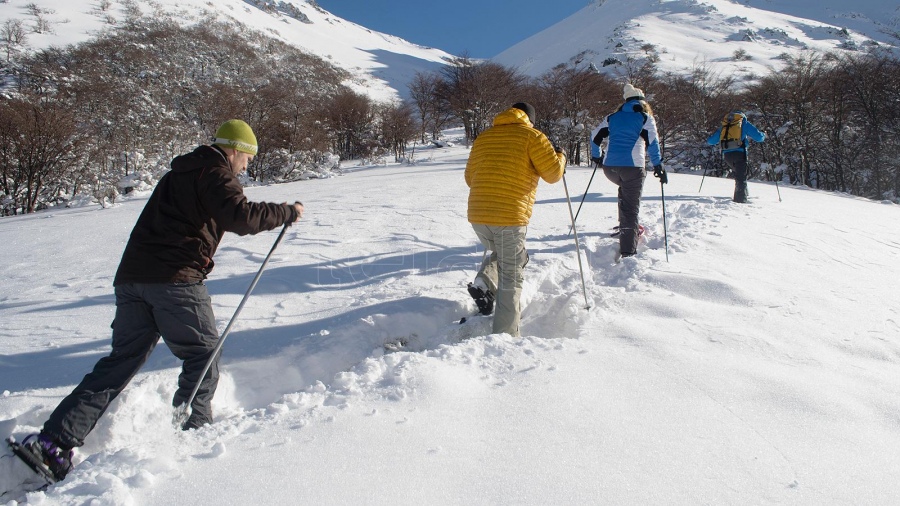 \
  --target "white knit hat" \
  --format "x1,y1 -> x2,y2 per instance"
623,83 -> 644,100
